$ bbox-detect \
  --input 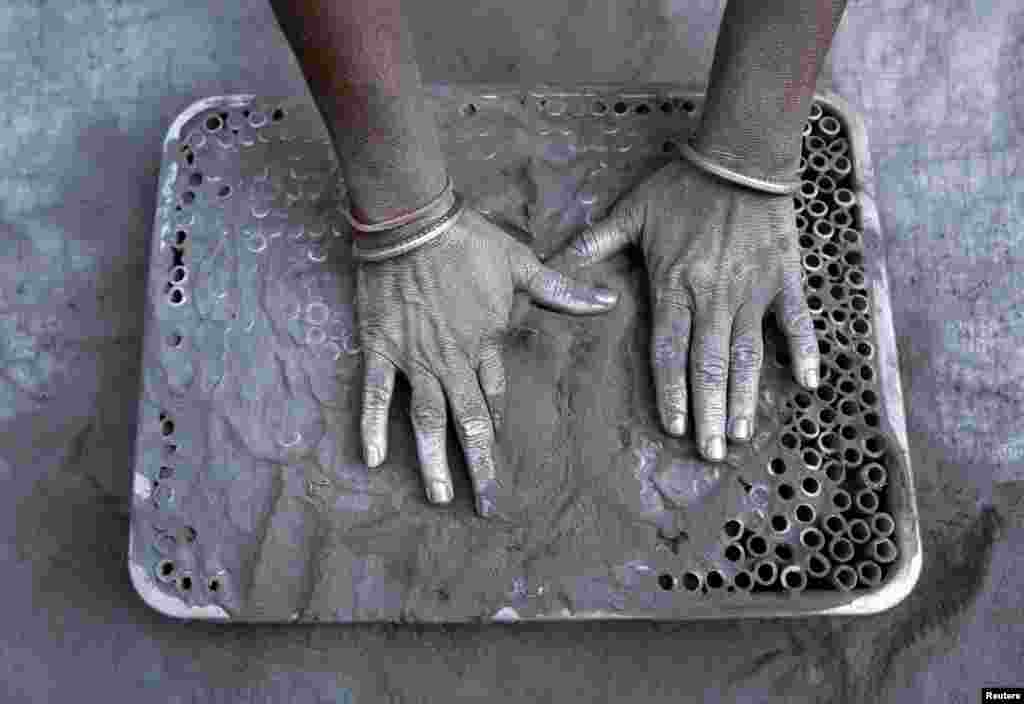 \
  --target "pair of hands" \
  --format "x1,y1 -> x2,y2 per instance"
355,157 -> 820,517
